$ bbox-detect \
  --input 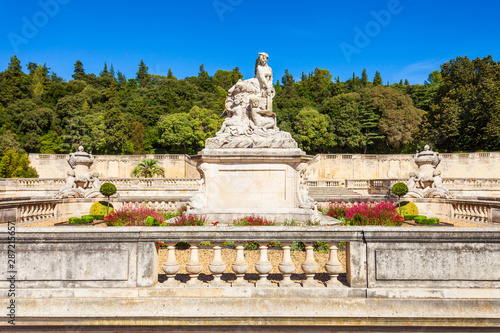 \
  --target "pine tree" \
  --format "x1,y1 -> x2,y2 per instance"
361,68 -> 368,86
100,62 -> 109,77
301,72 -> 308,82
282,69 -> 295,87
404,79 -> 409,86
136,60 -> 151,88
8,55 -> 22,72
399,79 -> 403,85
72,60 -> 86,80
373,71 -> 382,86
359,97 -> 384,153
167,68 -> 174,79
109,63 -> 115,78
26,62 -> 37,75
274,80 -> 282,94
117,71 -> 126,83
